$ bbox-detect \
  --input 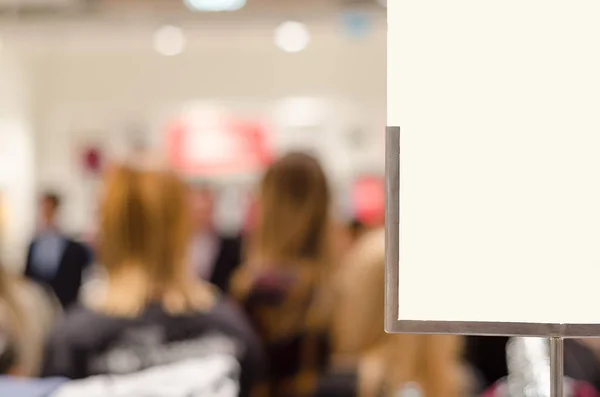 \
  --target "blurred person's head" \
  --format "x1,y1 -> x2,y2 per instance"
97,154 -> 213,316
39,192 -> 61,229
249,151 -> 332,266
189,184 -> 216,233
332,229 -> 464,397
